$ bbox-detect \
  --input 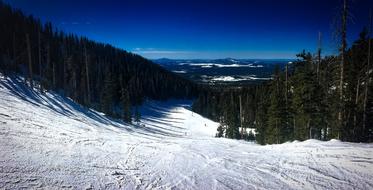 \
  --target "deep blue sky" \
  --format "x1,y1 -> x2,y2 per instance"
3,0 -> 373,59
